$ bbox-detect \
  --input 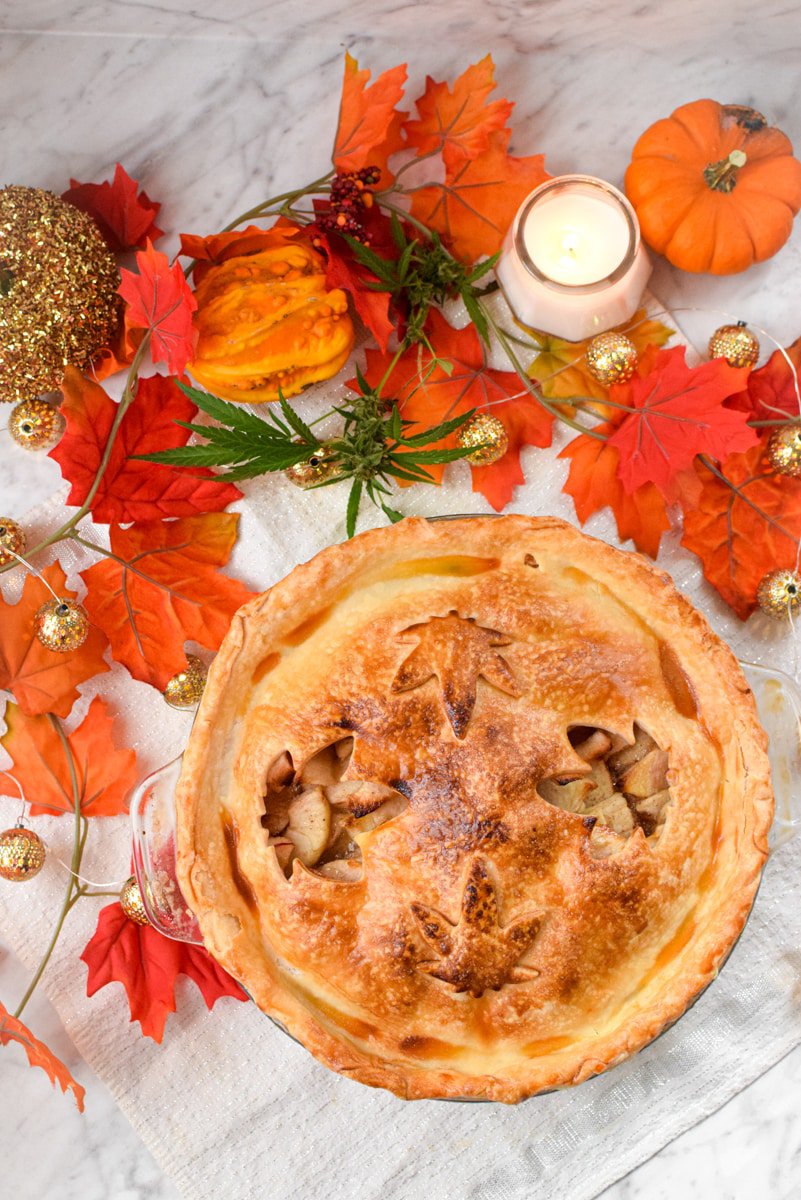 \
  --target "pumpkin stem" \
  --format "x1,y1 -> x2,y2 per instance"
703,149 -> 747,193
